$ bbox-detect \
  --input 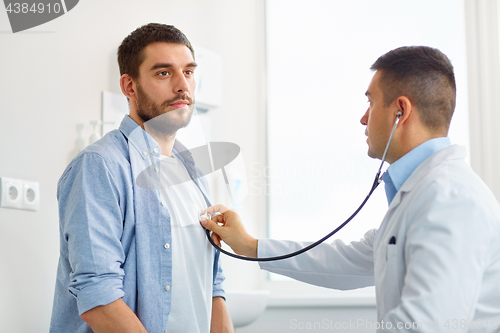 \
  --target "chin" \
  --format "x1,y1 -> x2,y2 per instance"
143,108 -> 192,135
173,106 -> 193,122
367,148 -> 379,160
